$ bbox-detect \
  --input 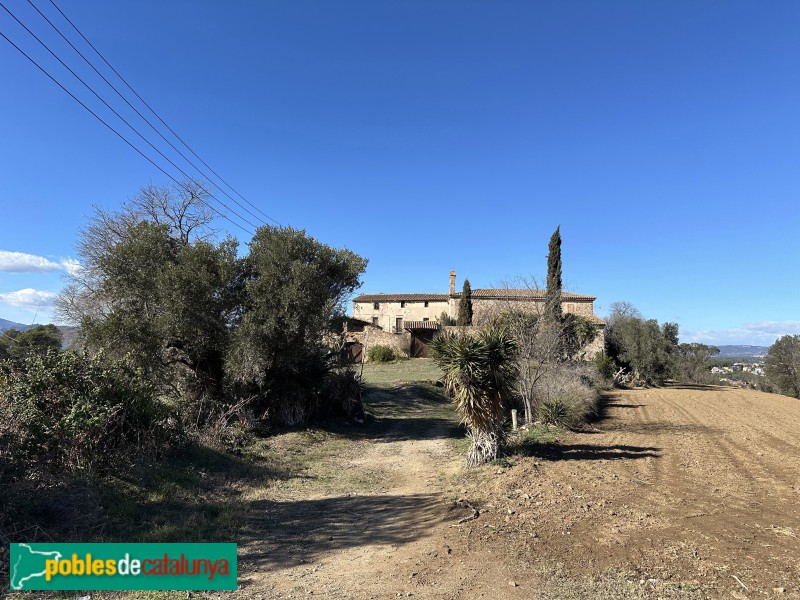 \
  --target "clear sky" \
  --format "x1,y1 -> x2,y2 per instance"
1,1 -> 798,345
